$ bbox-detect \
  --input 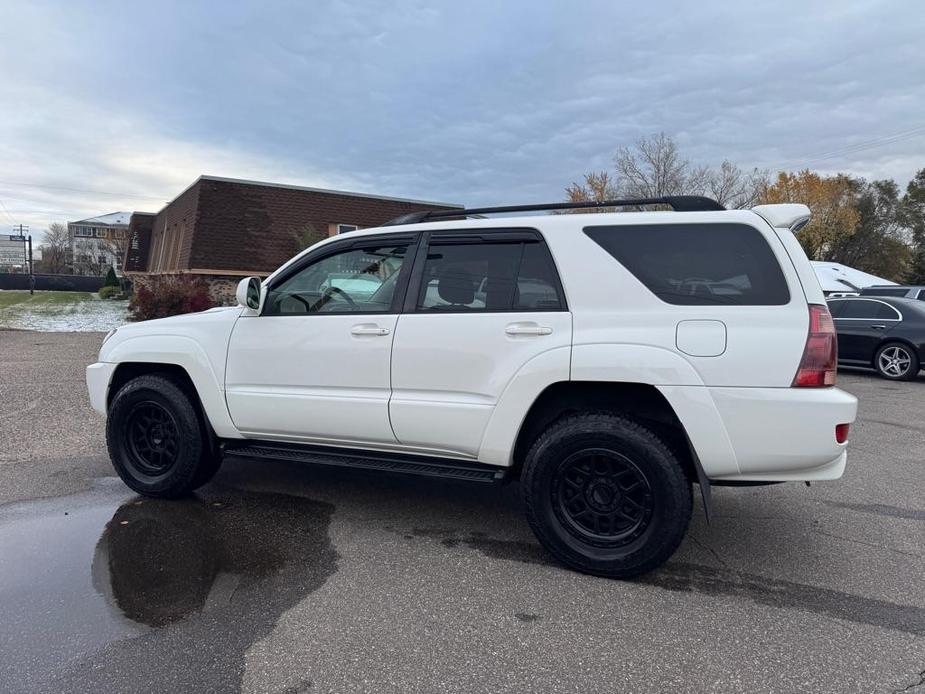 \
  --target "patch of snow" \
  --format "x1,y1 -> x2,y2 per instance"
0,298 -> 129,332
